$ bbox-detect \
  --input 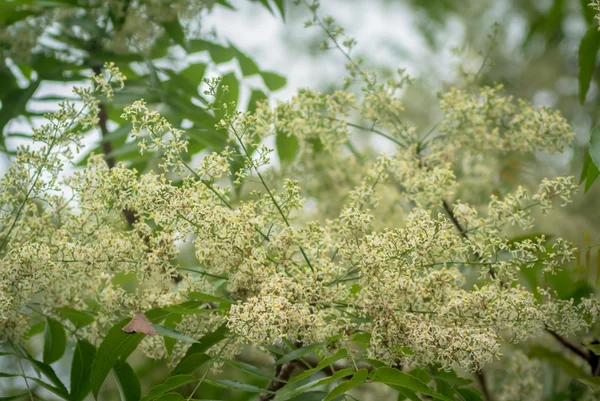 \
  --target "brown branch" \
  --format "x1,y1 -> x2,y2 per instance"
258,362 -> 296,401
442,199 -> 496,279
442,200 -> 466,238
545,329 -> 590,361
545,328 -> 600,376
92,64 -> 137,227
91,64 -> 181,282
475,370 -> 491,401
